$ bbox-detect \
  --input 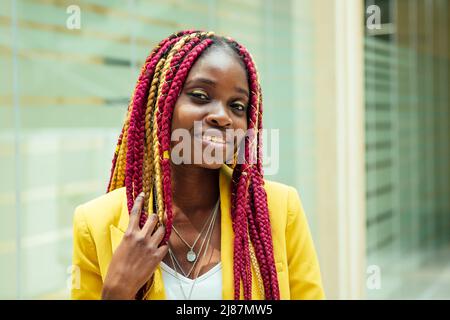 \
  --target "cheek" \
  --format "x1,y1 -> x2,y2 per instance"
171,100 -> 201,132
236,116 -> 248,131
233,119 -> 248,146
171,102 -> 183,131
